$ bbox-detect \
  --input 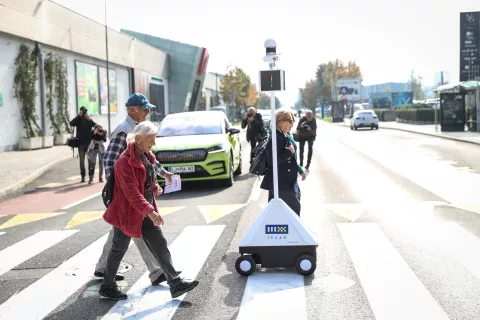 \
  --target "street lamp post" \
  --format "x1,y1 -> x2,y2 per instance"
105,0 -> 111,136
